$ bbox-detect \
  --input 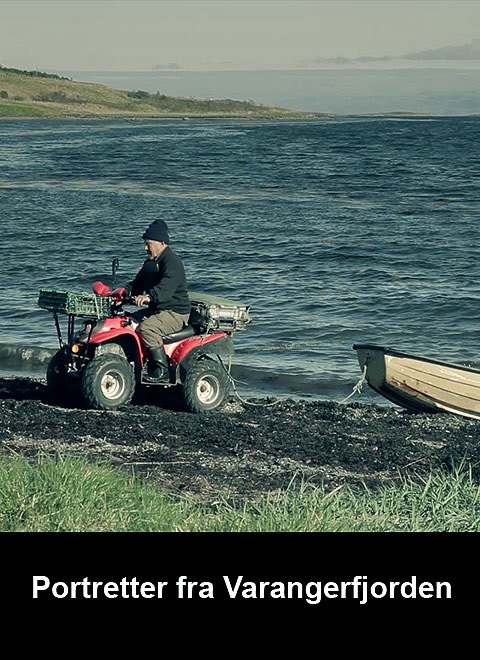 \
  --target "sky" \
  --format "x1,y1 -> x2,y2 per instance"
1,0 -> 480,72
